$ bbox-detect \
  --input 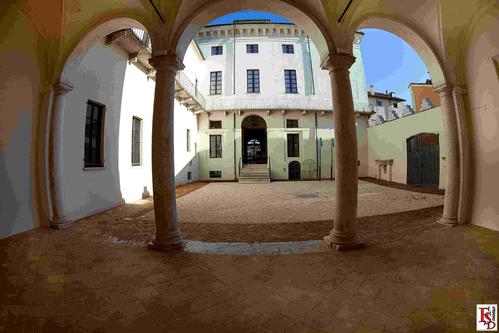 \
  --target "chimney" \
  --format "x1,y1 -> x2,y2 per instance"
369,84 -> 374,94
